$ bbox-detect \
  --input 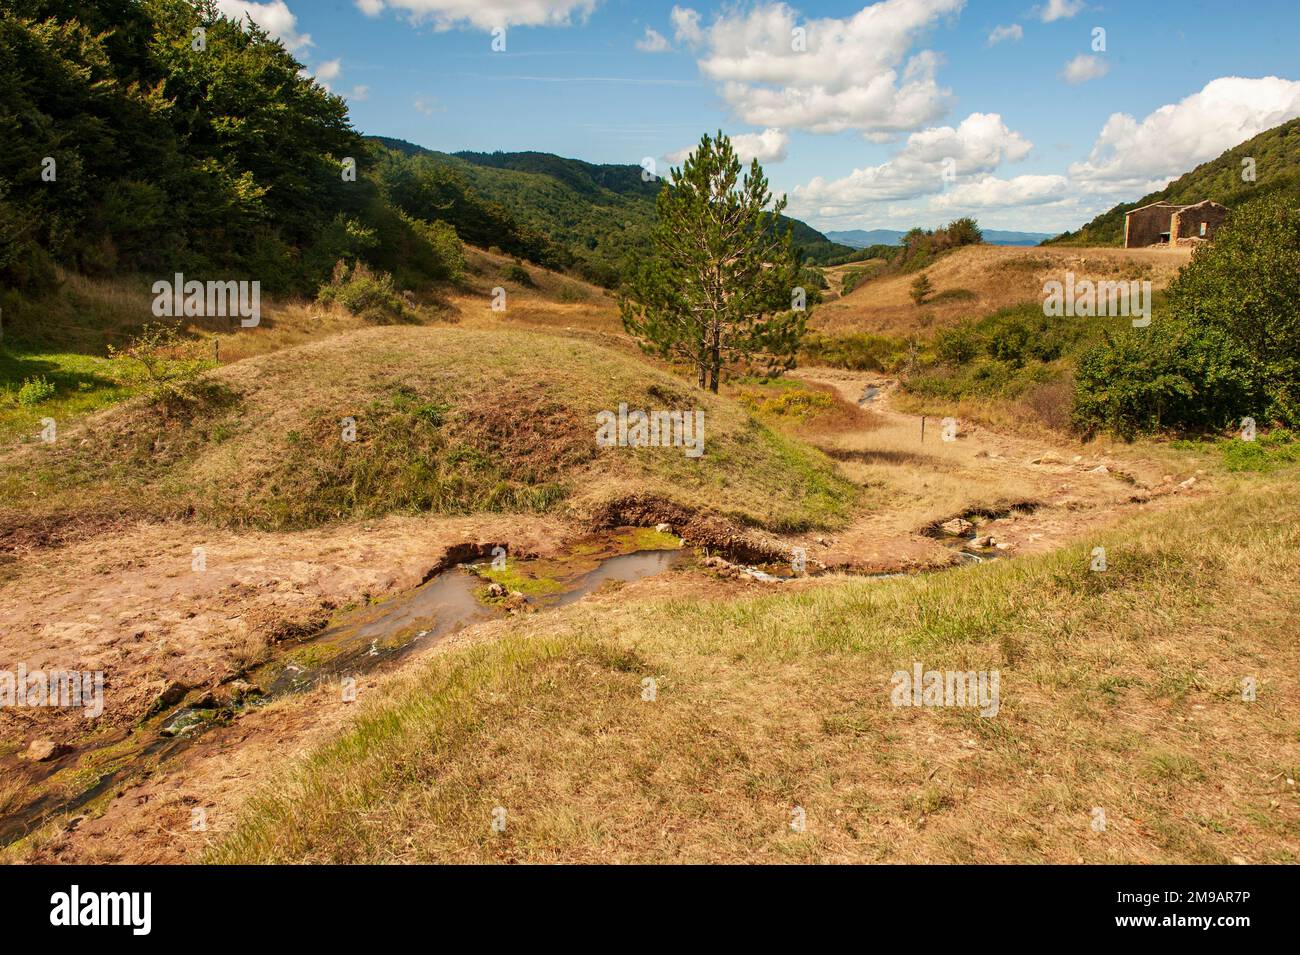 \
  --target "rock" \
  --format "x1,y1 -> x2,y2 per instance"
160,708 -> 209,737
654,523 -> 674,535
486,582 -> 508,598
1090,465 -> 1109,475
1031,452 -> 1062,465
968,535 -> 994,549
1178,477 -> 1197,489
22,739 -> 68,762
1071,455 -> 1083,463
940,518 -> 973,536
994,542 -> 1014,551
